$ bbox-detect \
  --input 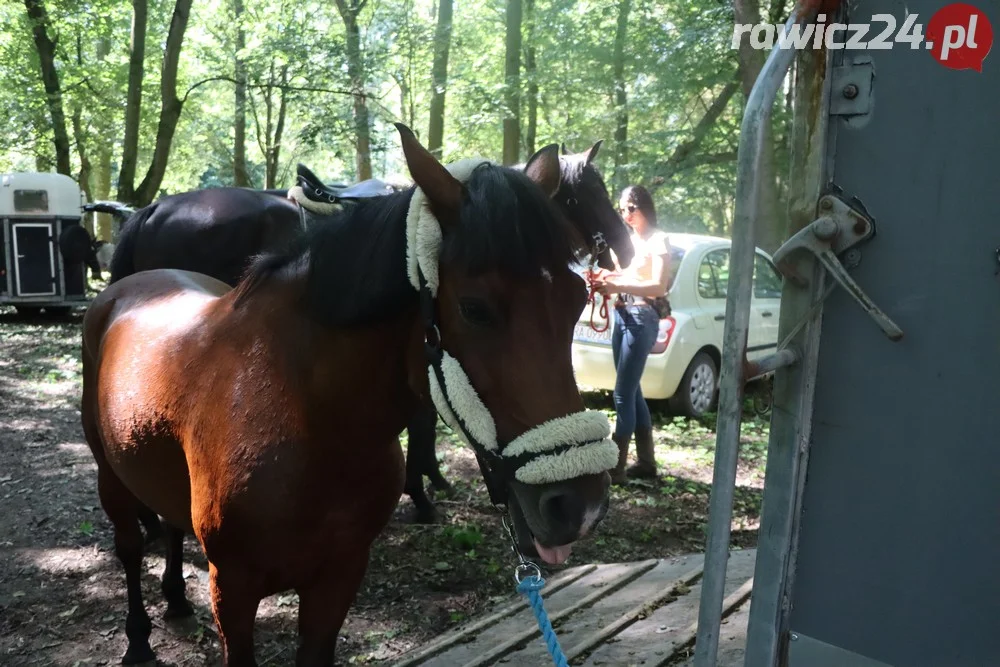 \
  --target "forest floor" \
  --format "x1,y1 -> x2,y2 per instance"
0,304 -> 772,666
